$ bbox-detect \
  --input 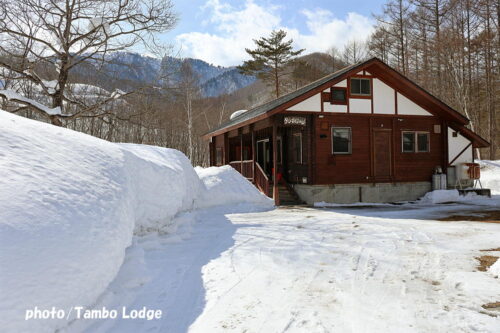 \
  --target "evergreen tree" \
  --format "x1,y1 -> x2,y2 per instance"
238,30 -> 304,98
